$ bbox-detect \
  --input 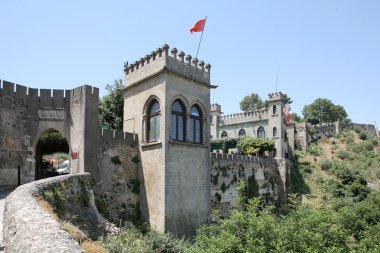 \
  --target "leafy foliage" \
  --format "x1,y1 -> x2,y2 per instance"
302,98 -> 348,124
194,198 -> 351,253
103,227 -> 191,253
290,112 -> 302,123
281,93 -> 293,105
37,131 -> 69,154
99,79 -> 124,130
237,137 -> 275,156
239,93 -> 265,112
211,138 -> 239,153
